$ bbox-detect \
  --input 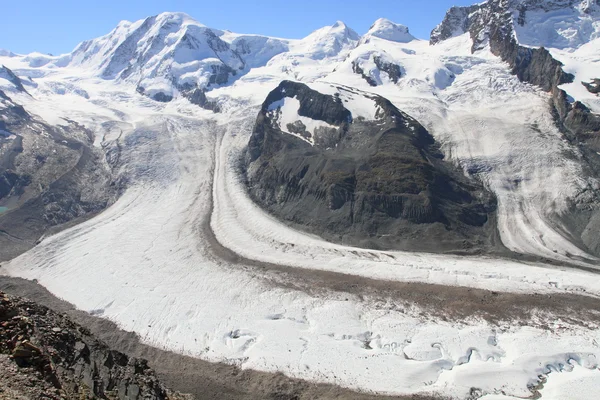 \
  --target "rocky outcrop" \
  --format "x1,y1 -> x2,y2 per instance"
583,78 -> 600,95
351,53 -> 404,87
0,291 -> 187,399
245,81 -> 501,254
352,61 -> 378,87
181,88 -> 220,112
374,56 -> 403,84
430,6 -> 476,45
